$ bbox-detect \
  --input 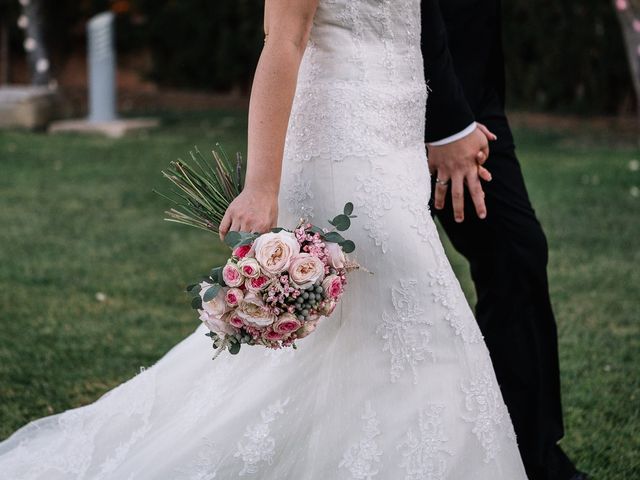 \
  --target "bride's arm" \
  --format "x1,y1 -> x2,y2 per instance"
219,0 -> 319,240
